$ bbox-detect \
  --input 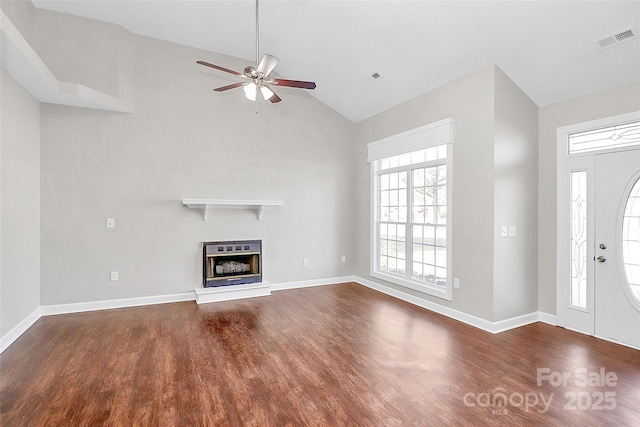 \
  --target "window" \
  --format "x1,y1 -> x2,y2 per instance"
570,170 -> 588,309
568,120 -> 640,154
368,120 -> 453,300
623,176 -> 640,306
